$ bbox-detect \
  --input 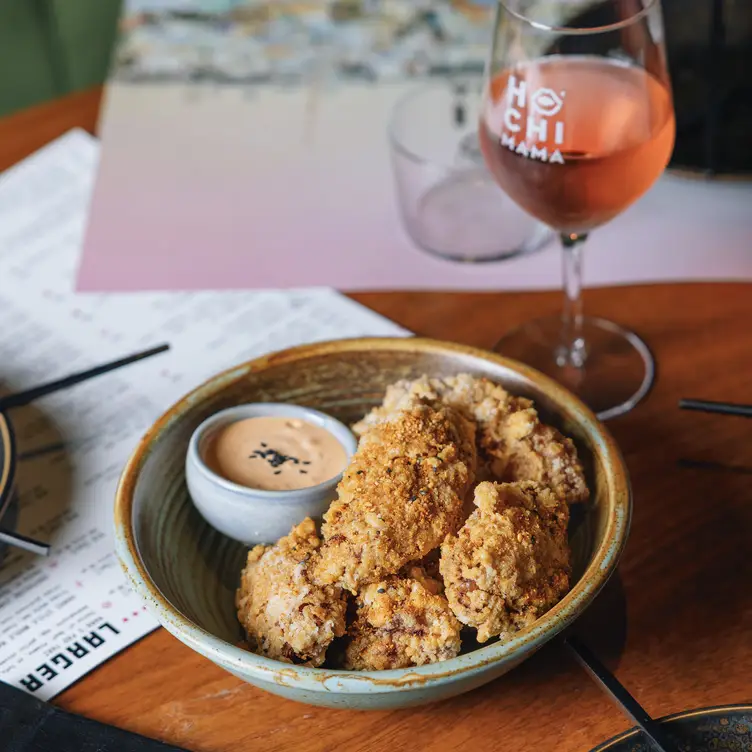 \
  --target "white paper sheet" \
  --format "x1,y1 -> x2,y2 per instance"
0,129 -> 408,700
